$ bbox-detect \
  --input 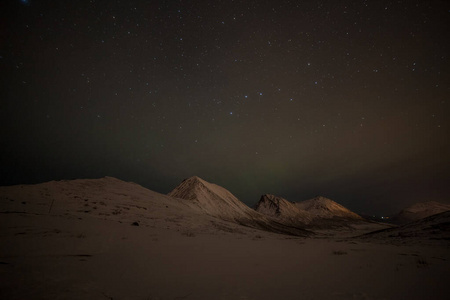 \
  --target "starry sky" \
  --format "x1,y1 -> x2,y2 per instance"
1,0 -> 449,215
